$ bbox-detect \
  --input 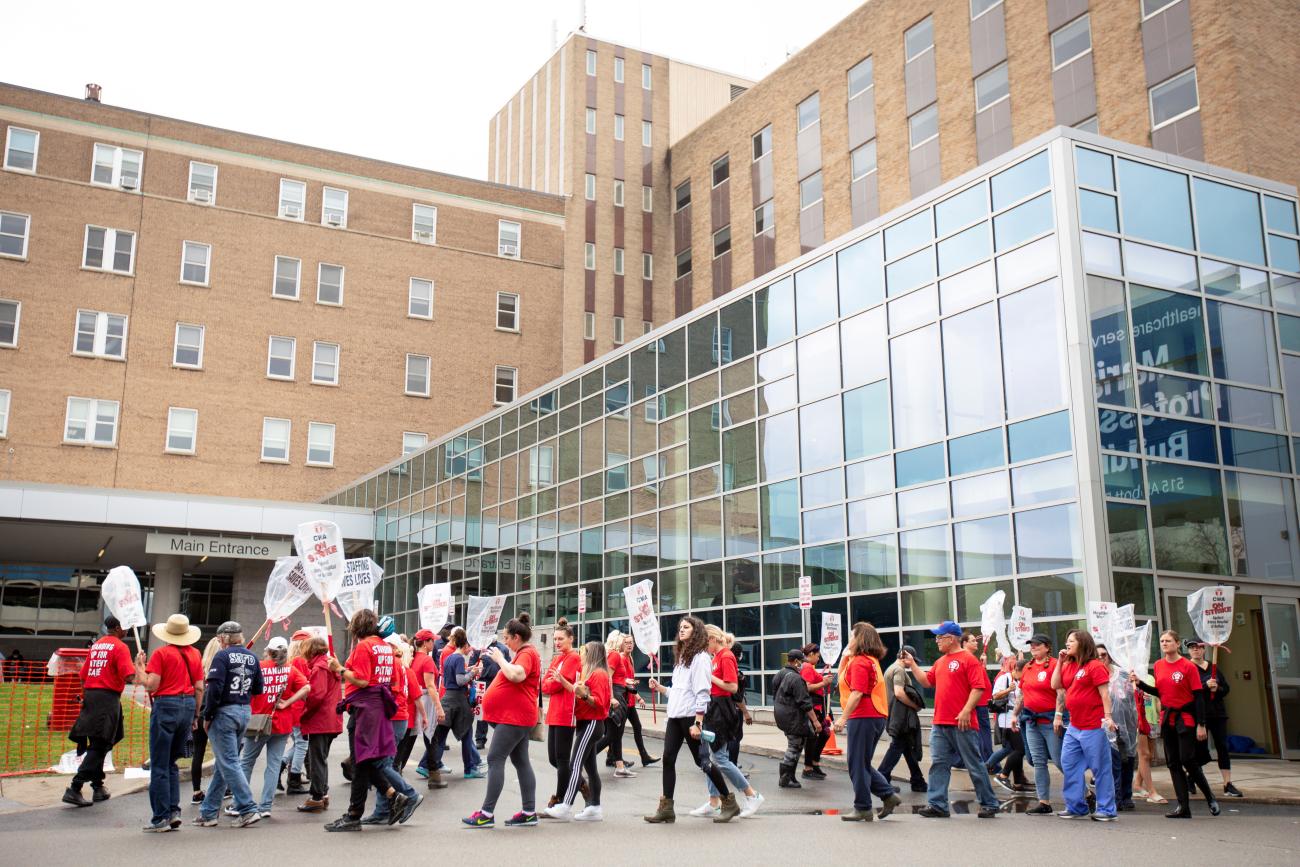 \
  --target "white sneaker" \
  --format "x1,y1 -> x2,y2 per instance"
689,801 -> 720,818
222,805 -> 239,817
740,791 -> 765,818
544,803 -> 572,821
573,805 -> 604,822
614,767 -> 638,778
